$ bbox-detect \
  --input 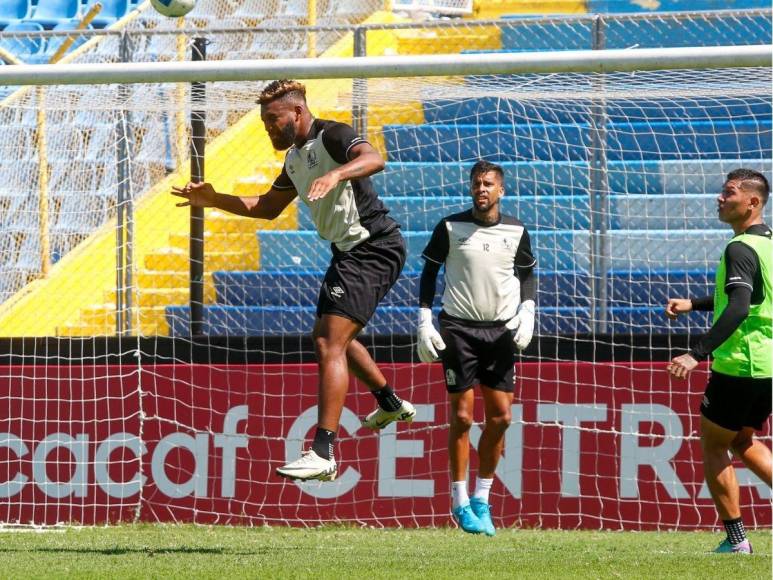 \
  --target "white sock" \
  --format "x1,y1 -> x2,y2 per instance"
473,477 -> 494,504
451,481 -> 469,509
